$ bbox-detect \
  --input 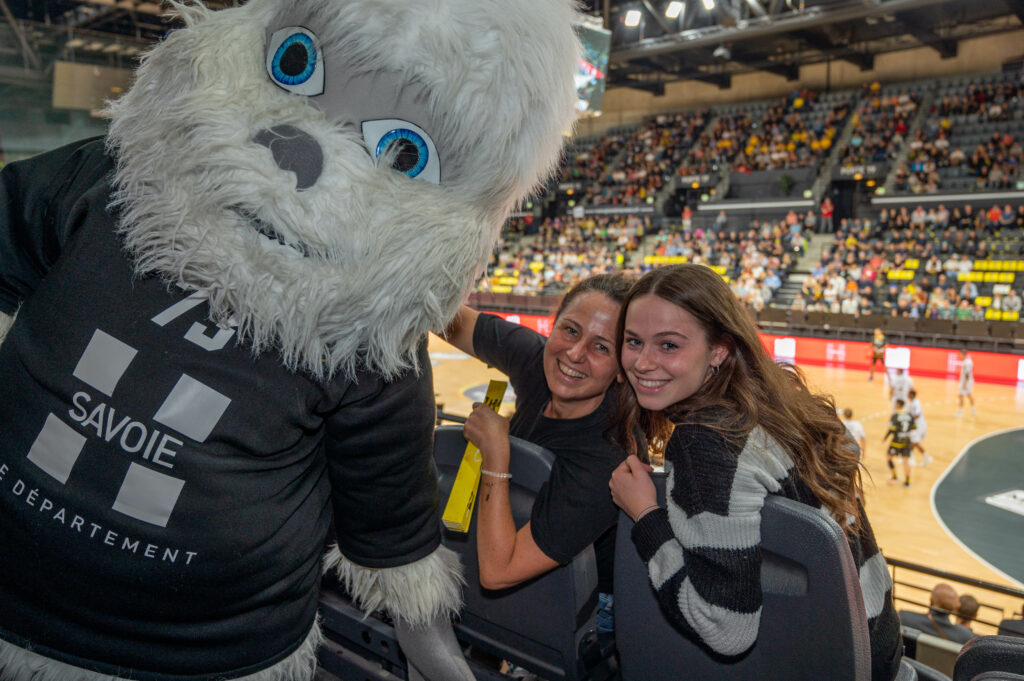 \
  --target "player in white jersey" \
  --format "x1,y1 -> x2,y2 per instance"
889,367 -> 914,409
840,408 -> 867,460
906,389 -> 933,466
954,348 -> 976,417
